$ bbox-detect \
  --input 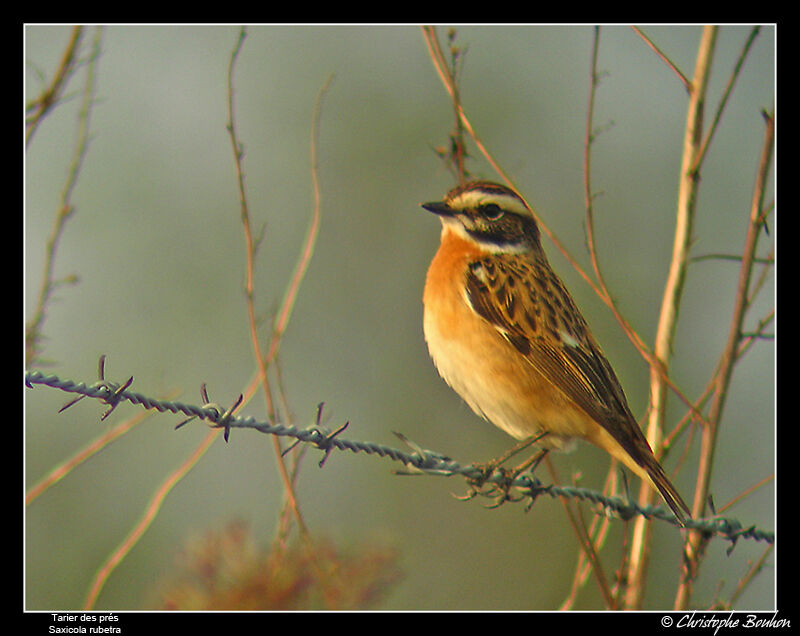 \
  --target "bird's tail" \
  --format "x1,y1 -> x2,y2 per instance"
641,454 -> 691,526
